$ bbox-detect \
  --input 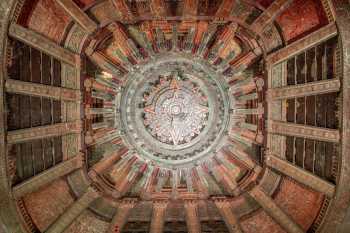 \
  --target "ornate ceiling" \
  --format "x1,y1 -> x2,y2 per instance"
0,0 -> 350,233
